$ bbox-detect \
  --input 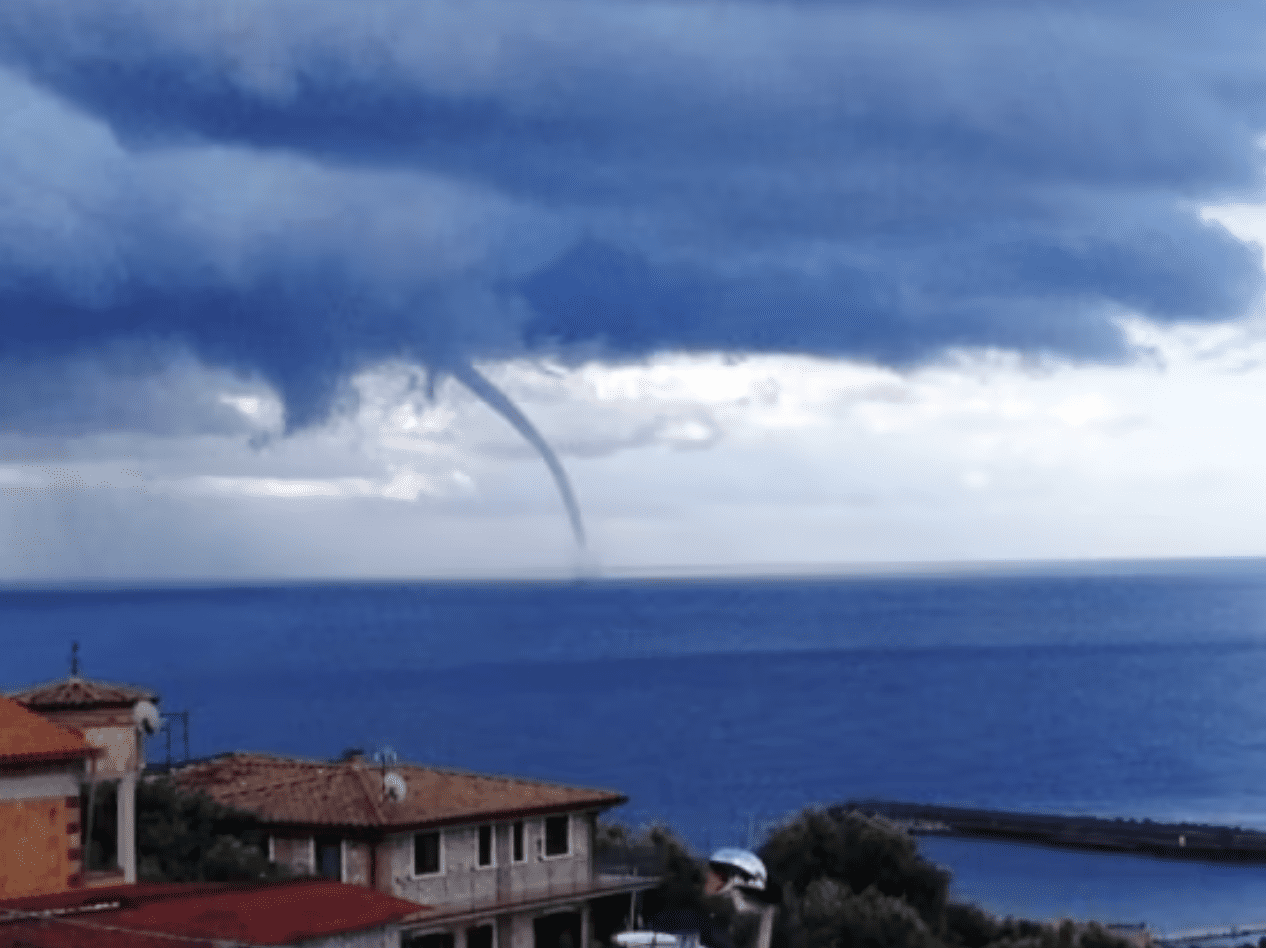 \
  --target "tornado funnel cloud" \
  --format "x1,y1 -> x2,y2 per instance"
450,361 -> 587,549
